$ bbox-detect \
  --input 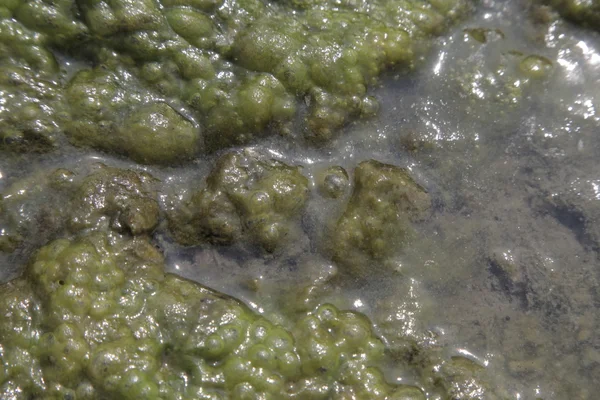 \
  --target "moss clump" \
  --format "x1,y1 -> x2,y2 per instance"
0,169 -> 75,253
519,54 -> 553,79
1,0 -> 473,159
0,232 -> 425,399
330,160 -> 431,275
547,0 -> 600,30
0,166 -> 159,253
68,166 -> 160,235
13,0 -> 88,46
120,103 -> 200,164
0,17 -> 67,153
184,73 -> 296,152
170,149 -> 309,252
65,67 -> 201,165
